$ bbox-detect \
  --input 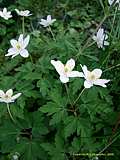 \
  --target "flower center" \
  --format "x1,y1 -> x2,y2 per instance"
64,67 -> 69,73
4,94 -> 9,99
87,72 -> 96,81
16,43 -> 21,50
